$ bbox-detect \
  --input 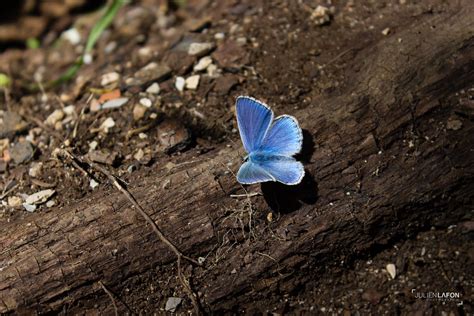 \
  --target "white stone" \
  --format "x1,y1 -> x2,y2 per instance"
90,179 -> 99,189
89,140 -> 98,151
188,42 -> 213,56
83,53 -> 93,64
23,203 -> 37,212
193,56 -> 213,71
101,98 -> 128,110
386,263 -> 396,279
45,109 -> 65,126
214,32 -> 225,40
185,75 -> 200,90
139,98 -> 152,108
100,72 -> 120,86
62,28 -> 81,45
63,105 -> 76,116
175,77 -> 185,92
100,117 -> 115,133
165,297 -> 182,312
207,64 -> 221,77
8,196 -> 22,207
29,162 -> 43,178
146,82 -> 160,94
25,189 -> 55,205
